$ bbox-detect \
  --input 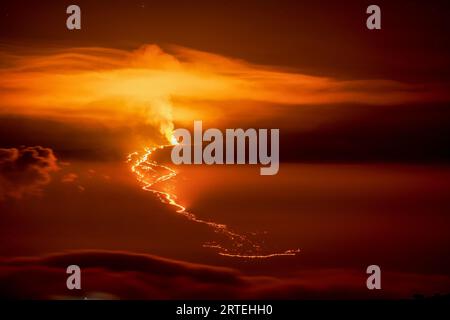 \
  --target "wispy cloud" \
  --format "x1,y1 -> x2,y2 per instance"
1,44 -> 448,145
